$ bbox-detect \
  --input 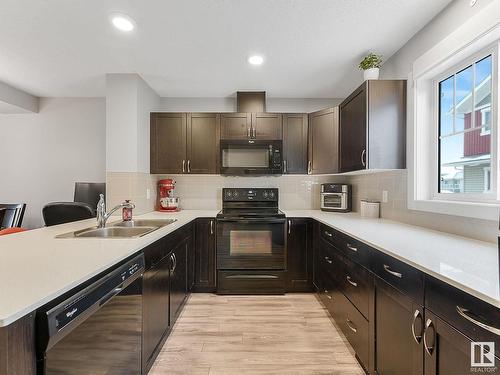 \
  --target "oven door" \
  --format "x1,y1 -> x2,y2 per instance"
217,218 -> 286,270
321,193 -> 347,210
220,140 -> 283,175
